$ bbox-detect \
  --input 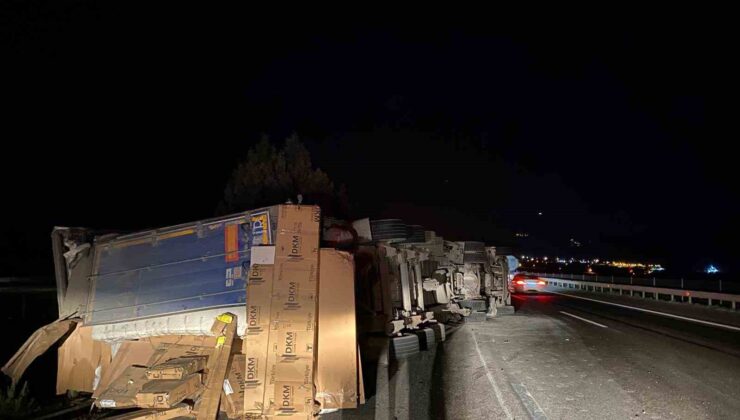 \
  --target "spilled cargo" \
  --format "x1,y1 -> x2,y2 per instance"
3,204 -> 364,419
